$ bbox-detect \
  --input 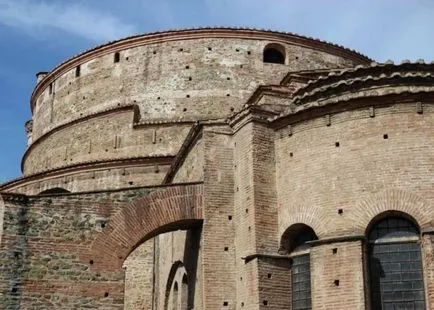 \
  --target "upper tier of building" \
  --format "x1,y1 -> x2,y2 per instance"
23,27 -> 370,178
